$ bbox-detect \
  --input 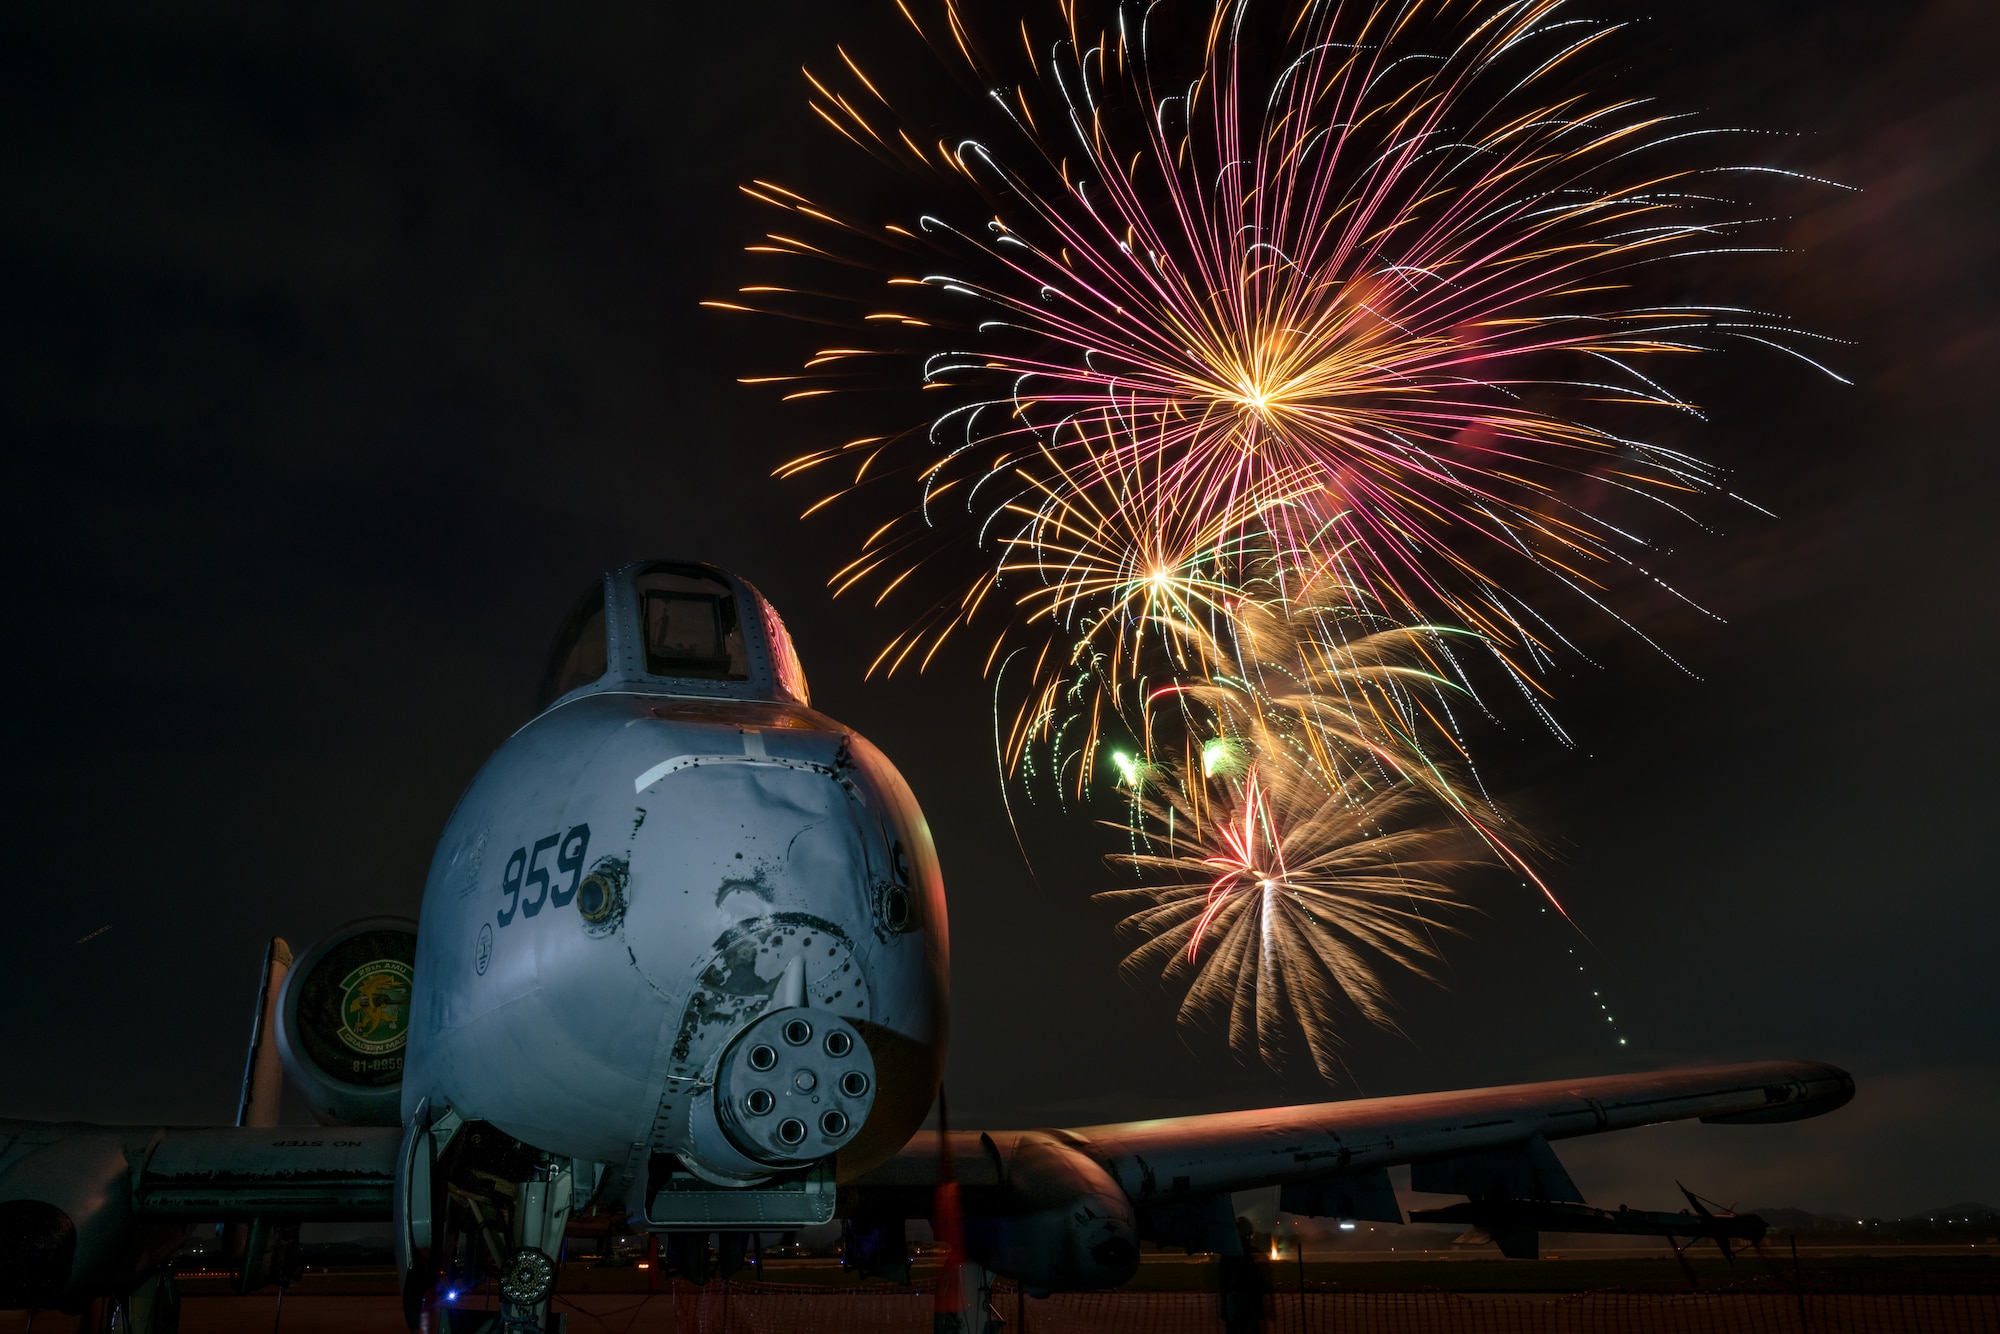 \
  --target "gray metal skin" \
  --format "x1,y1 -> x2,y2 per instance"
857,1059 -> 1854,1206
0,1058 -> 1851,1310
403,562 -> 949,1206
0,559 -> 1860,1322
0,1119 -> 399,1311
847,1059 -> 1854,1292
